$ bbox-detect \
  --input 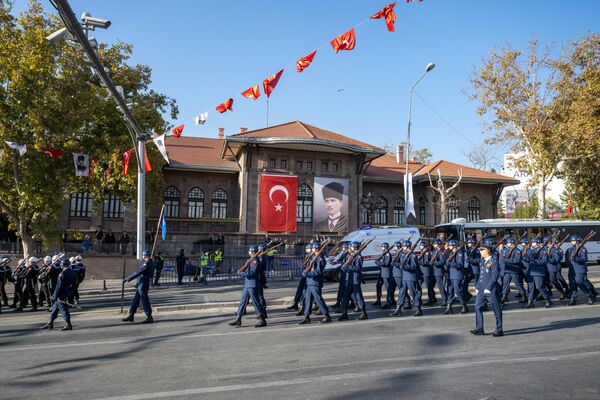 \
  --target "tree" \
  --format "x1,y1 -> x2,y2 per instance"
427,169 -> 463,224
0,1 -> 177,257
512,194 -> 539,219
382,141 -> 432,164
462,143 -> 498,171
469,39 -> 564,219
